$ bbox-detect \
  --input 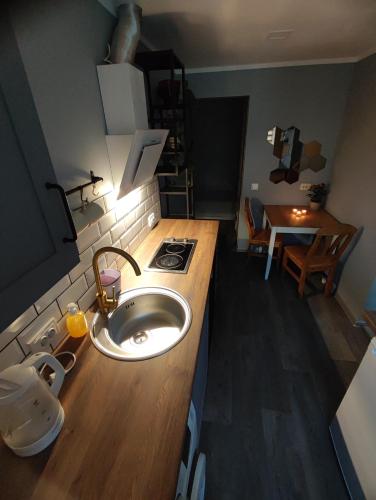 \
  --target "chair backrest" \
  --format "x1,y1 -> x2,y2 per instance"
306,224 -> 357,263
244,197 -> 256,239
